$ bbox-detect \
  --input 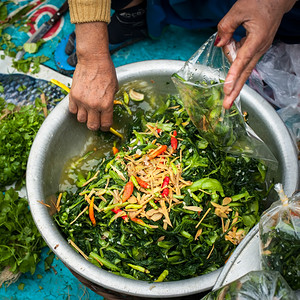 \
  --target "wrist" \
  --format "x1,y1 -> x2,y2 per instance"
75,22 -> 110,60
